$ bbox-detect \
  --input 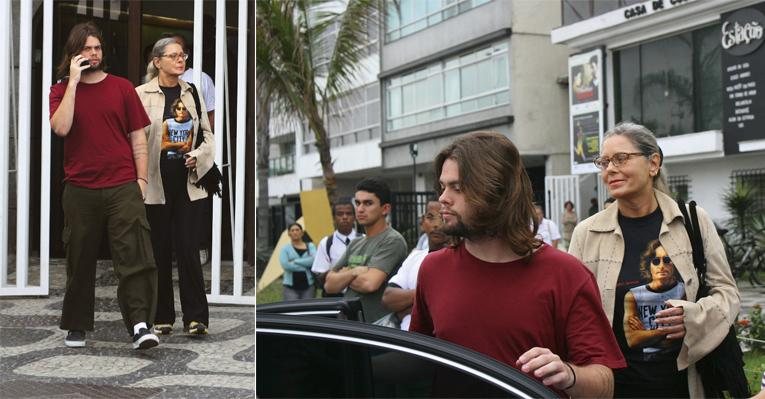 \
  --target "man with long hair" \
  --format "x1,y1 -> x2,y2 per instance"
409,132 -> 625,397
49,22 -> 159,350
